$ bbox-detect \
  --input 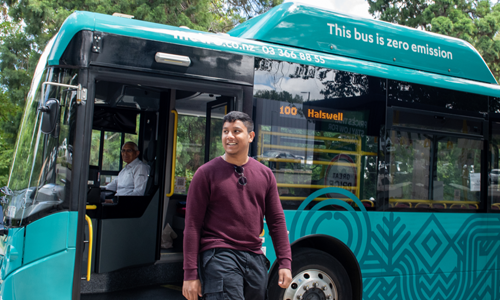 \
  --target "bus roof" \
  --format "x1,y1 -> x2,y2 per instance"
229,2 -> 497,85
47,4 -> 500,97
